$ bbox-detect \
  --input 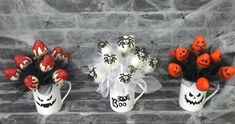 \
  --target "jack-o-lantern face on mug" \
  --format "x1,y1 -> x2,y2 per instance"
175,46 -> 189,62
184,92 -> 205,105
168,63 -> 182,77
190,35 -> 206,53
196,53 -> 210,69
218,66 -> 235,80
36,94 -> 57,108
